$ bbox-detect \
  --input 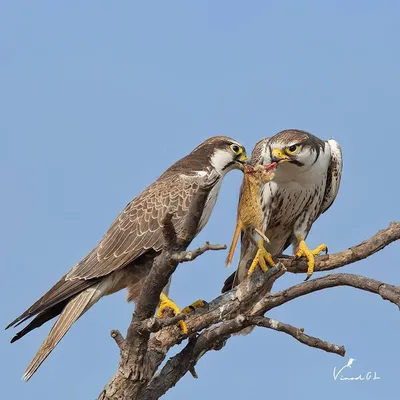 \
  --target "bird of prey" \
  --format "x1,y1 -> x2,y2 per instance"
6,136 -> 248,381
222,129 -> 342,292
